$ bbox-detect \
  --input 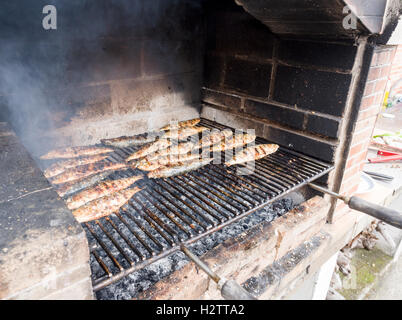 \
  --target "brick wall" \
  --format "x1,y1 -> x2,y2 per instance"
389,44 -> 402,97
334,45 -> 397,215
0,1 -> 204,157
201,1 -> 358,163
